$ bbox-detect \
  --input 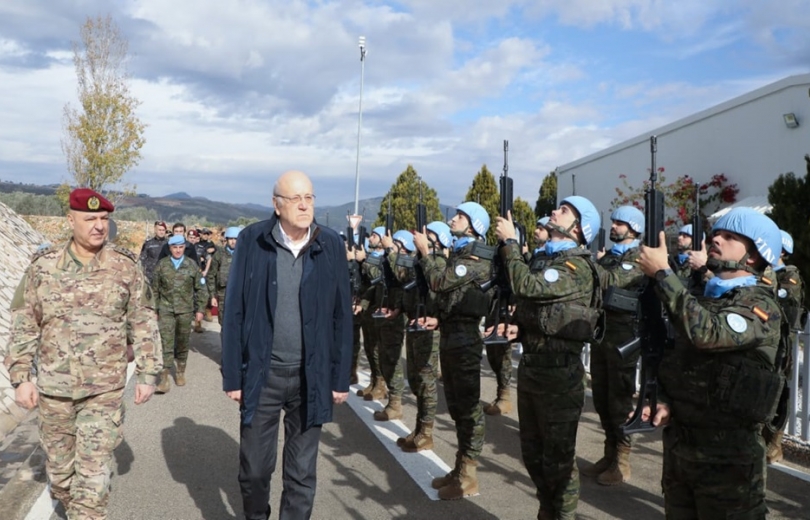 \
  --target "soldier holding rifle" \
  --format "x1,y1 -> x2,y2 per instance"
494,195 -> 603,520
636,207 -> 784,519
